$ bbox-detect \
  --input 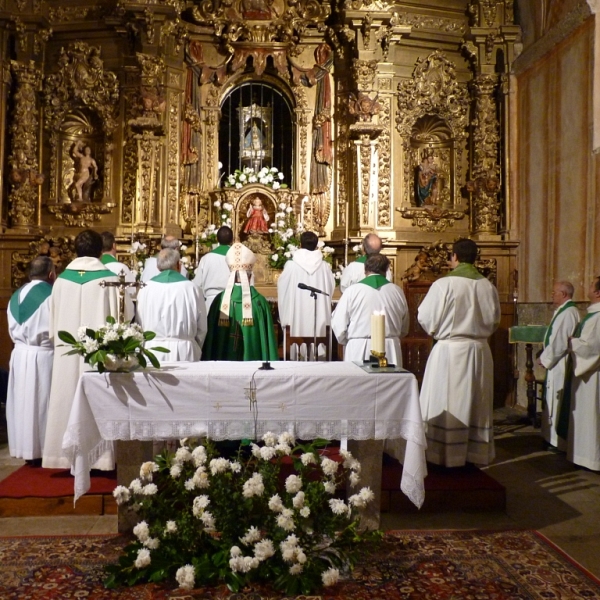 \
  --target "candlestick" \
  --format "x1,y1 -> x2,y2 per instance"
371,311 -> 385,354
